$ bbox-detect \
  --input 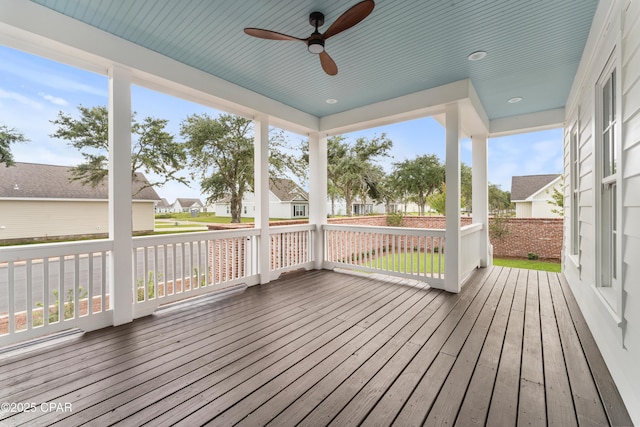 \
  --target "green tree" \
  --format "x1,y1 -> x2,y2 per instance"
0,125 -> 28,167
181,113 -> 302,223
393,154 -> 444,216
333,134 -> 393,216
461,163 -> 472,212
427,183 -> 447,215
488,184 -> 511,214
547,177 -> 564,215
50,105 -> 187,193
